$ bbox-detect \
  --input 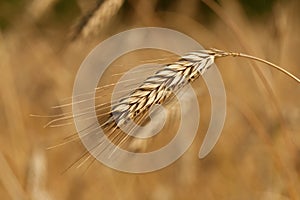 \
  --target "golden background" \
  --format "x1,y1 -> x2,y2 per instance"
0,0 -> 299,199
